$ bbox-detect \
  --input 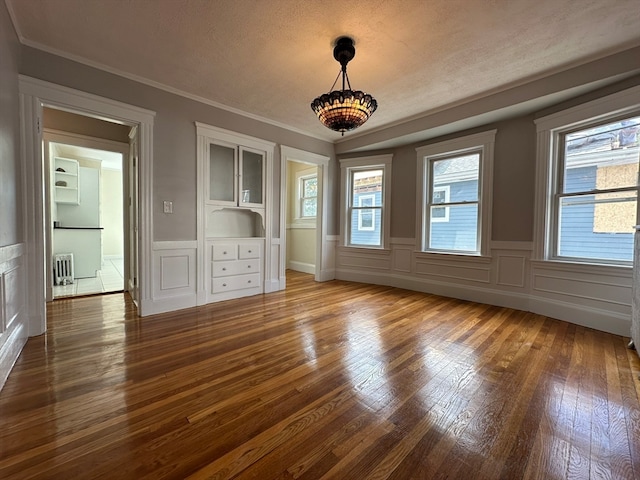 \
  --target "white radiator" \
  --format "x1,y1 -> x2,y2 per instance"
54,253 -> 74,286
